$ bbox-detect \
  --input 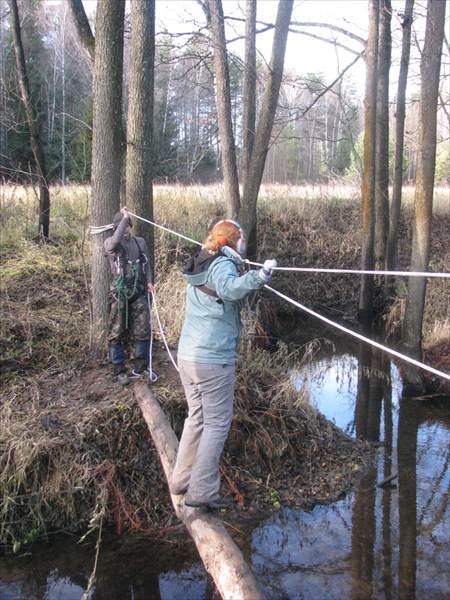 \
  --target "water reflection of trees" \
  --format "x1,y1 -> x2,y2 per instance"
352,342 -> 449,600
